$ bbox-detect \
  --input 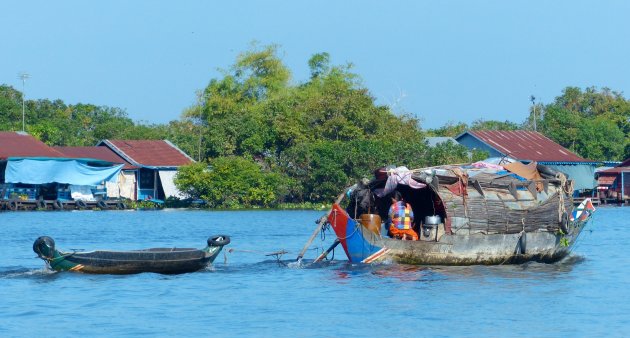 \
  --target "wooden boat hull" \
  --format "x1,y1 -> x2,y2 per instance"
328,204 -> 587,265
33,236 -> 230,274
